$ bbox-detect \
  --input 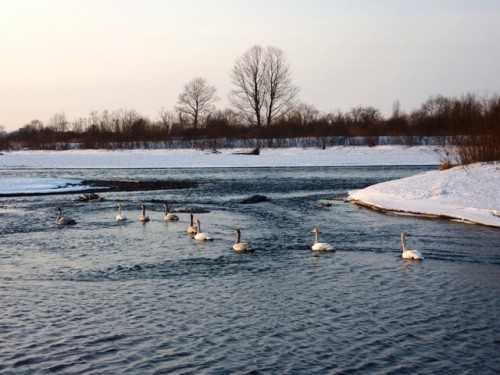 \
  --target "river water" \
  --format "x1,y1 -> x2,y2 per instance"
1,166 -> 499,374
